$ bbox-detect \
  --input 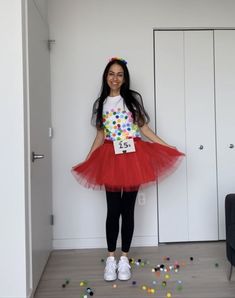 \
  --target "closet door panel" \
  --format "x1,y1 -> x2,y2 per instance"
215,30 -> 235,239
155,31 -> 188,242
155,30 -> 218,242
184,31 -> 218,241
